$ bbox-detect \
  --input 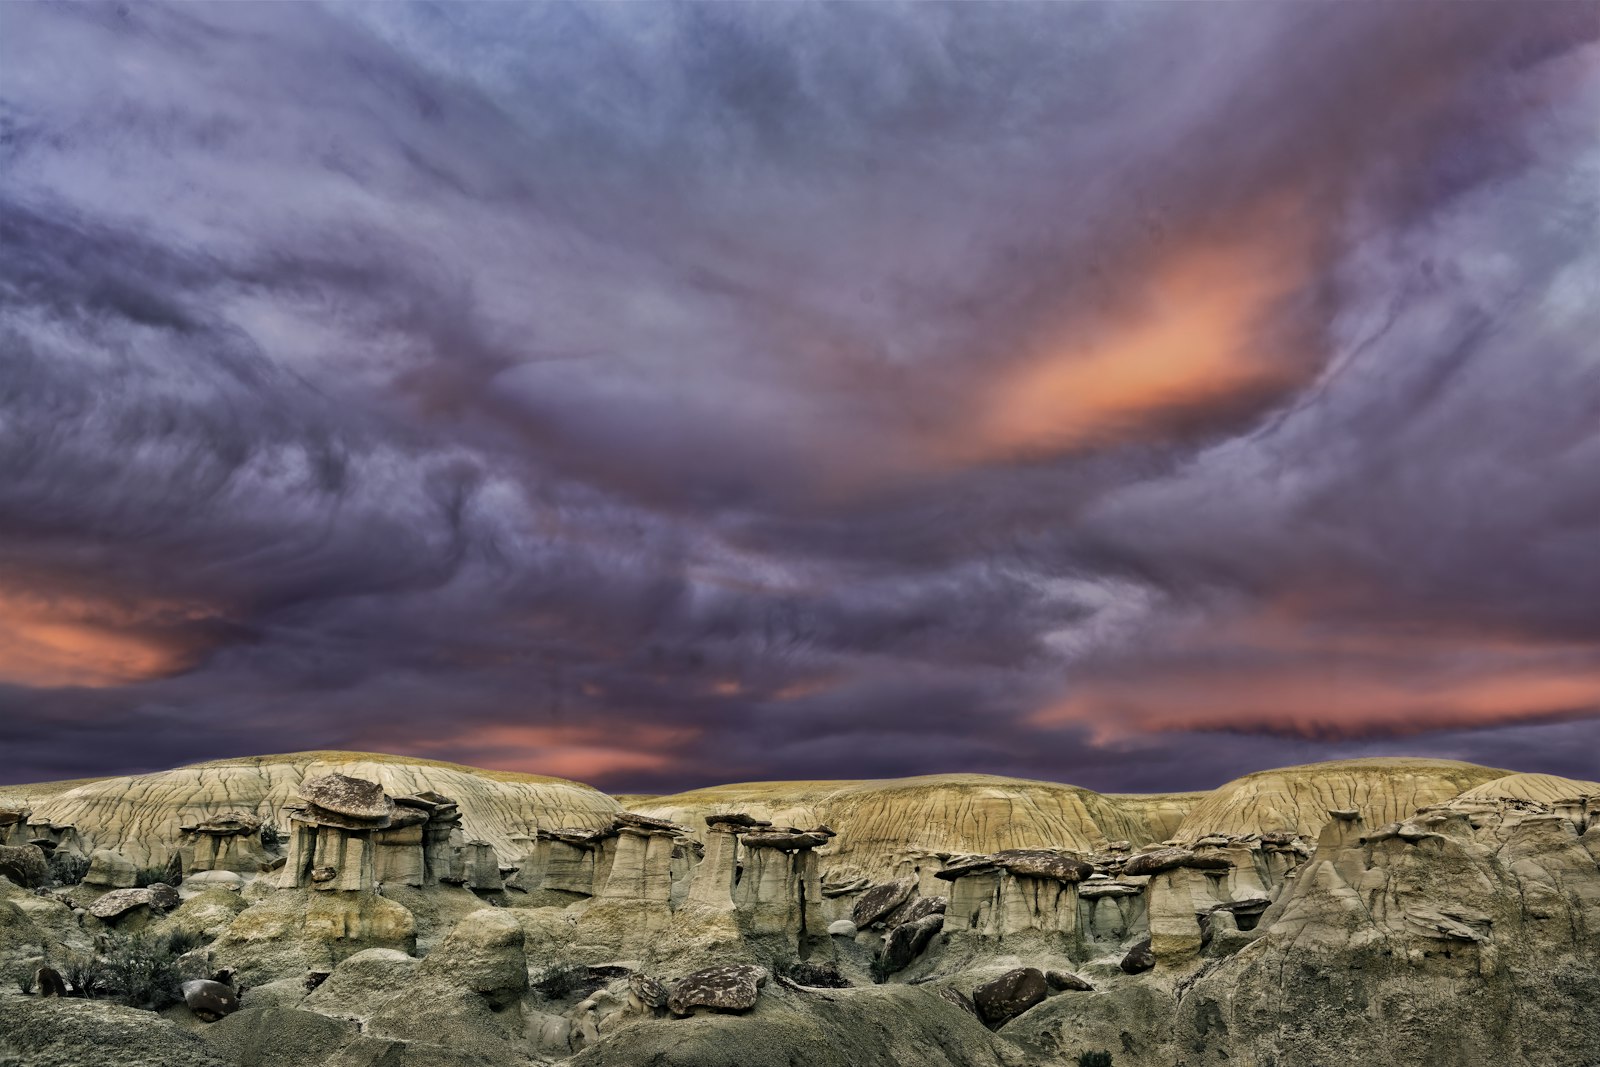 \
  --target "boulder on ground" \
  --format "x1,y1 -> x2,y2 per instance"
84,848 -> 138,888
1120,937 -> 1156,974
667,964 -> 768,1015
630,971 -> 668,1010
972,967 -> 1049,1027
1045,969 -> 1094,992
851,877 -> 917,927
0,843 -> 48,888
145,882 -> 181,911
182,978 -> 241,1022
89,887 -> 155,921
881,914 -> 944,974
827,919 -> 858,938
